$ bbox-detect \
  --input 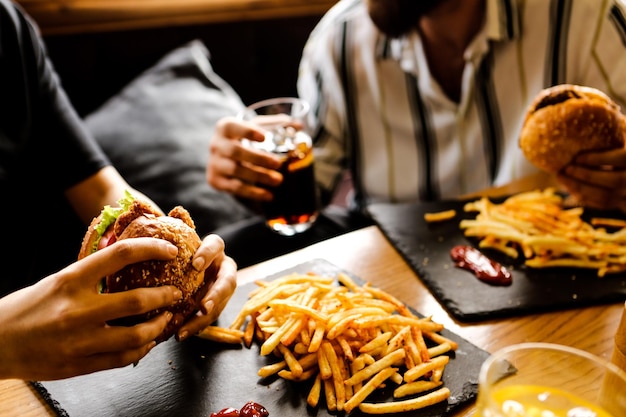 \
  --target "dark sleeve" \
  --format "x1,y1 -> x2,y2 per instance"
0,0 -> 110,192
0,0 -> 110,295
